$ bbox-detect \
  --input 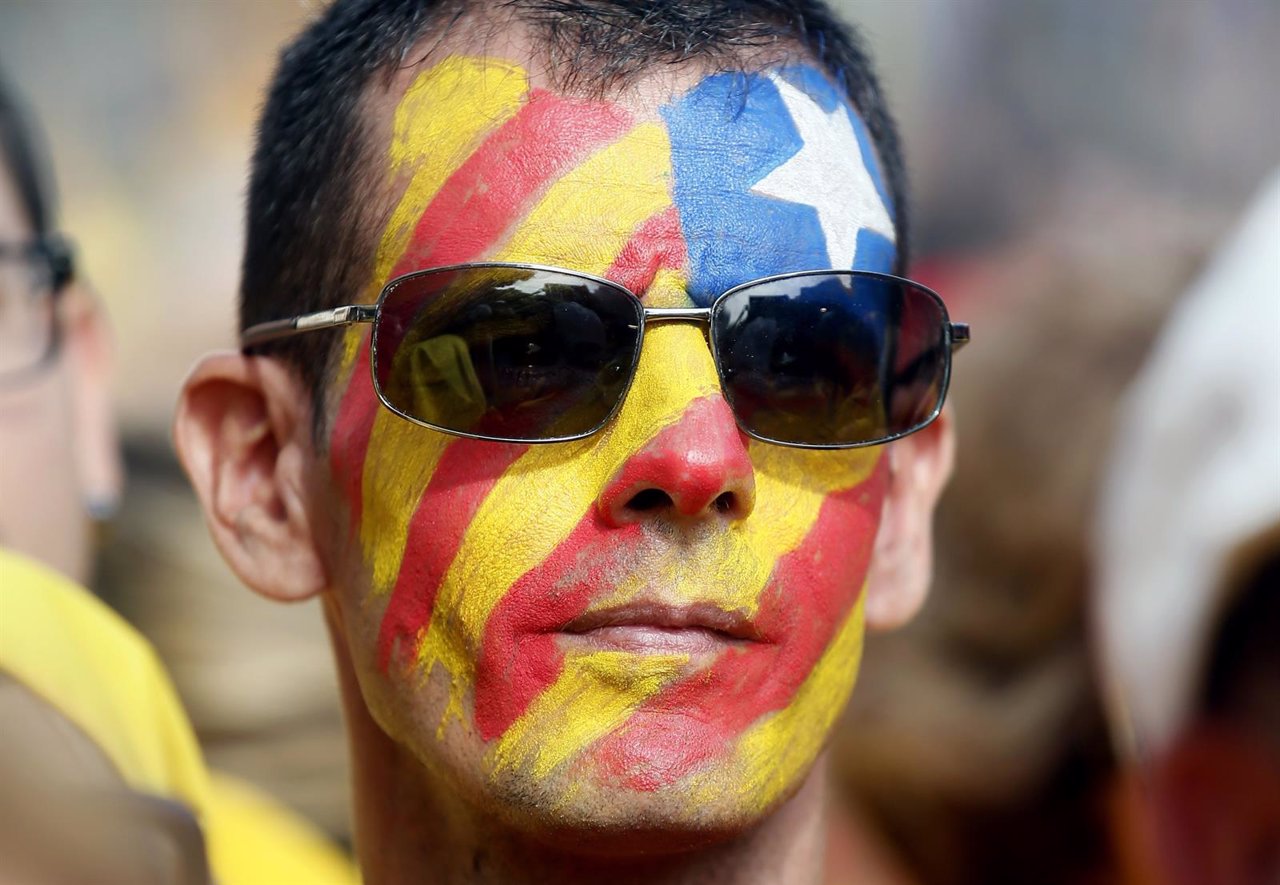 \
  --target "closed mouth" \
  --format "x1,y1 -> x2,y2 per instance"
557,602 -> 763,654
